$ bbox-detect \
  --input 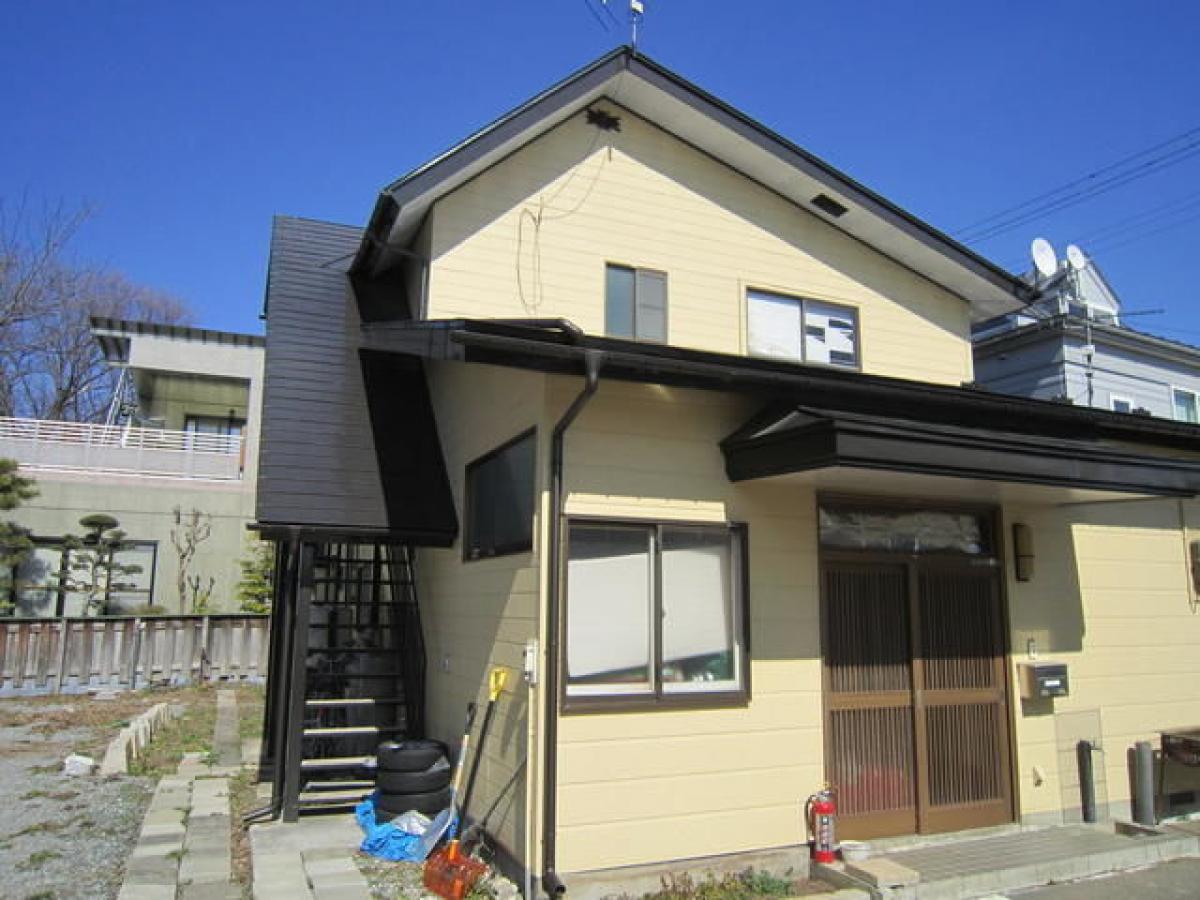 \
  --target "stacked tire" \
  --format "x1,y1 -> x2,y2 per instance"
374,739 -> 452,822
